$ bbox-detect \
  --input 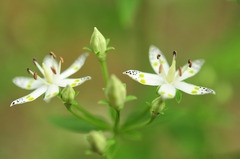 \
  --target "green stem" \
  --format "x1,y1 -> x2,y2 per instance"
113,109 -> 121,135
122,106 -> 150,127
100,60 -> 109,85
72,103 -> 110,129
121,116 -> 156,132
67,106 -> 110,130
